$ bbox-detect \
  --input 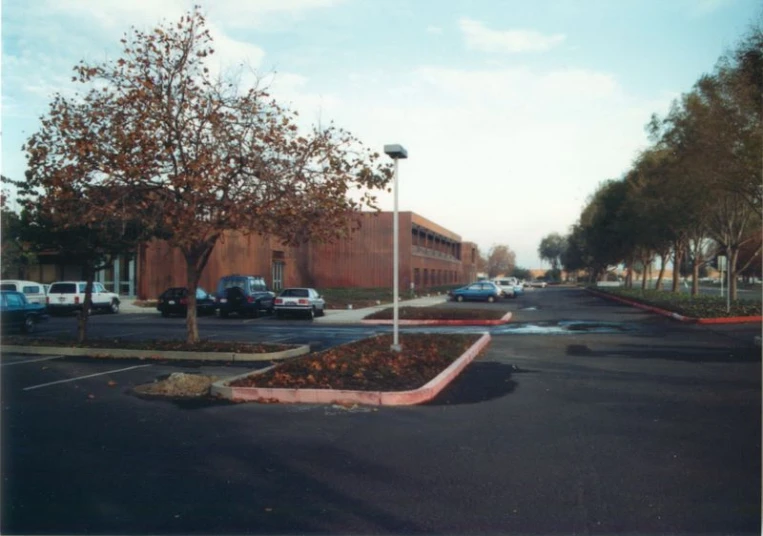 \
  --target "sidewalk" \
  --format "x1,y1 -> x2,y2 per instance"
314,295 -> 449,324
120,294 -> 450,322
